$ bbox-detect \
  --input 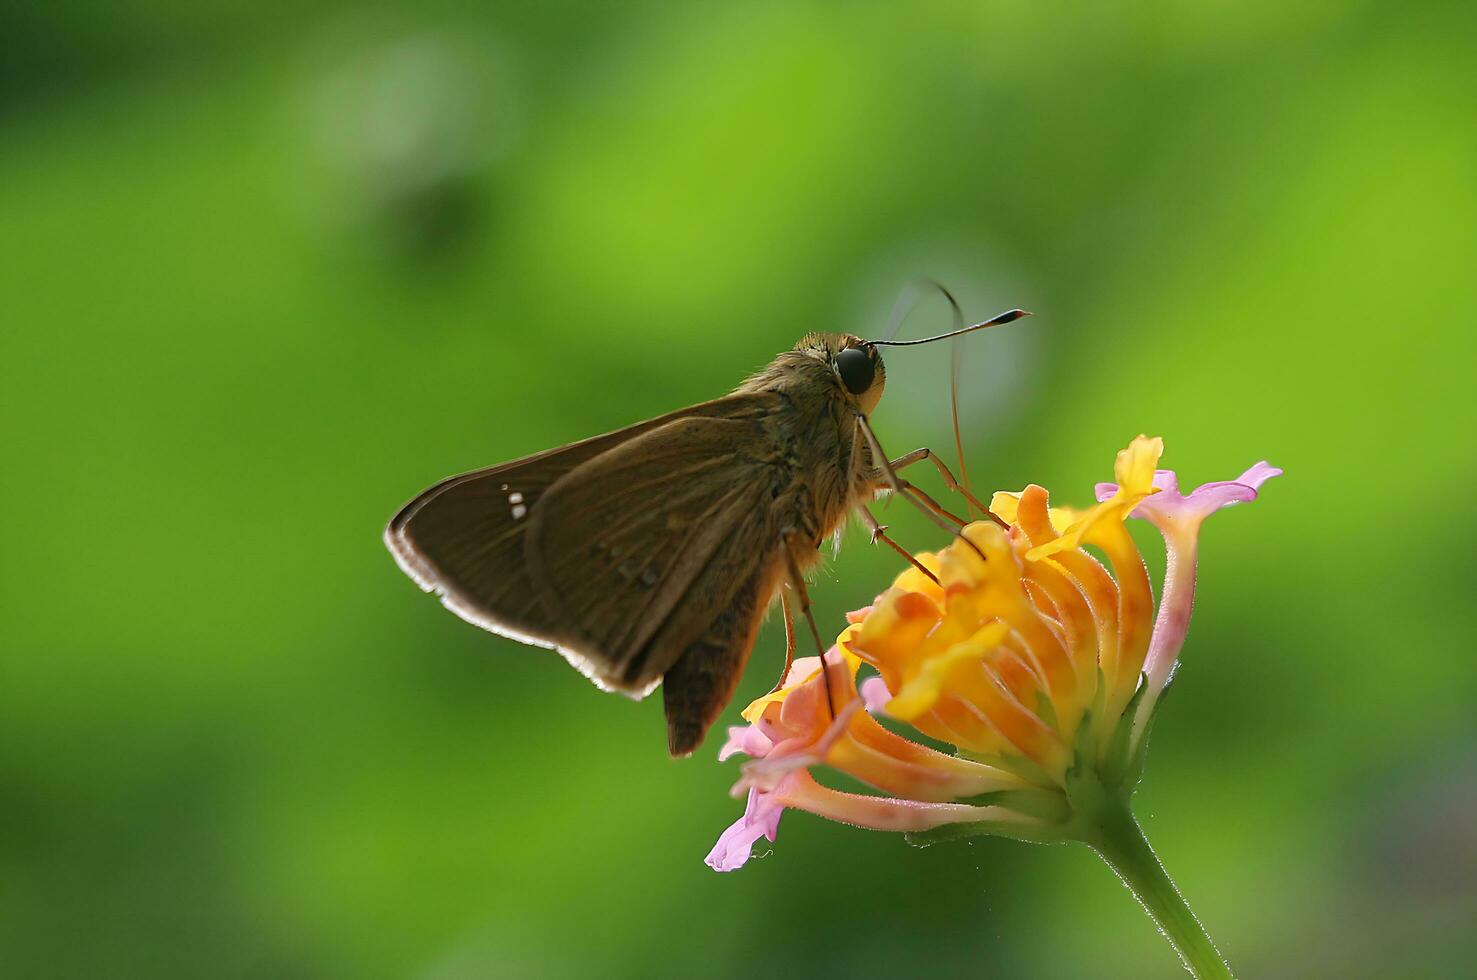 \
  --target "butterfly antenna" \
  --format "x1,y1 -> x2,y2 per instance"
868,308 -> 1030,347
877,277 -> 951,343
929,284 -> 981,521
